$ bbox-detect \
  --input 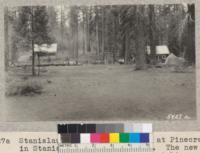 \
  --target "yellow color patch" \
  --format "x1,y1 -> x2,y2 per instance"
109,133 -> 119,143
